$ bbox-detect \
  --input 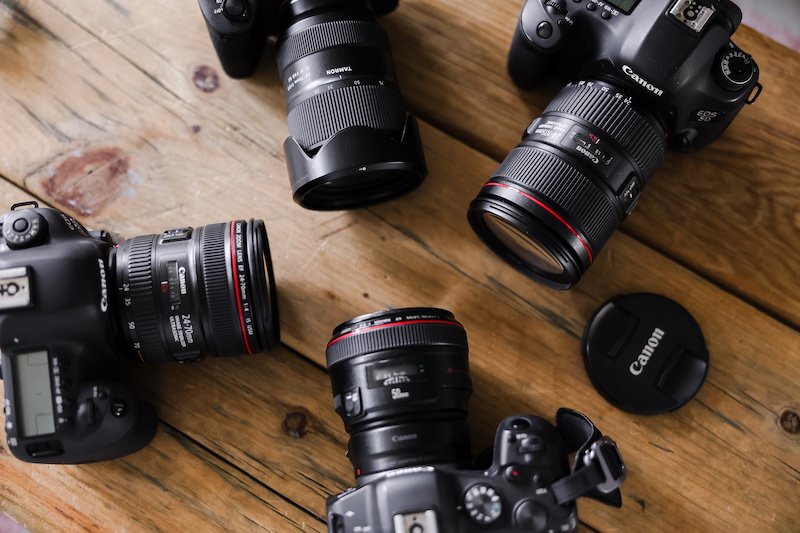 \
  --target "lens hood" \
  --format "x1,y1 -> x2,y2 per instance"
285,115 -> 427,210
